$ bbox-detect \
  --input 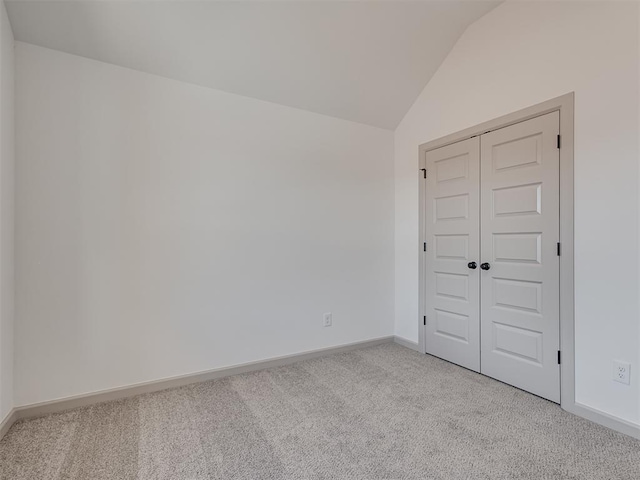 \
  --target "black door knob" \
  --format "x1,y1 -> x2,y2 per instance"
467,262 -> 477,270
480,262 -> 491,270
